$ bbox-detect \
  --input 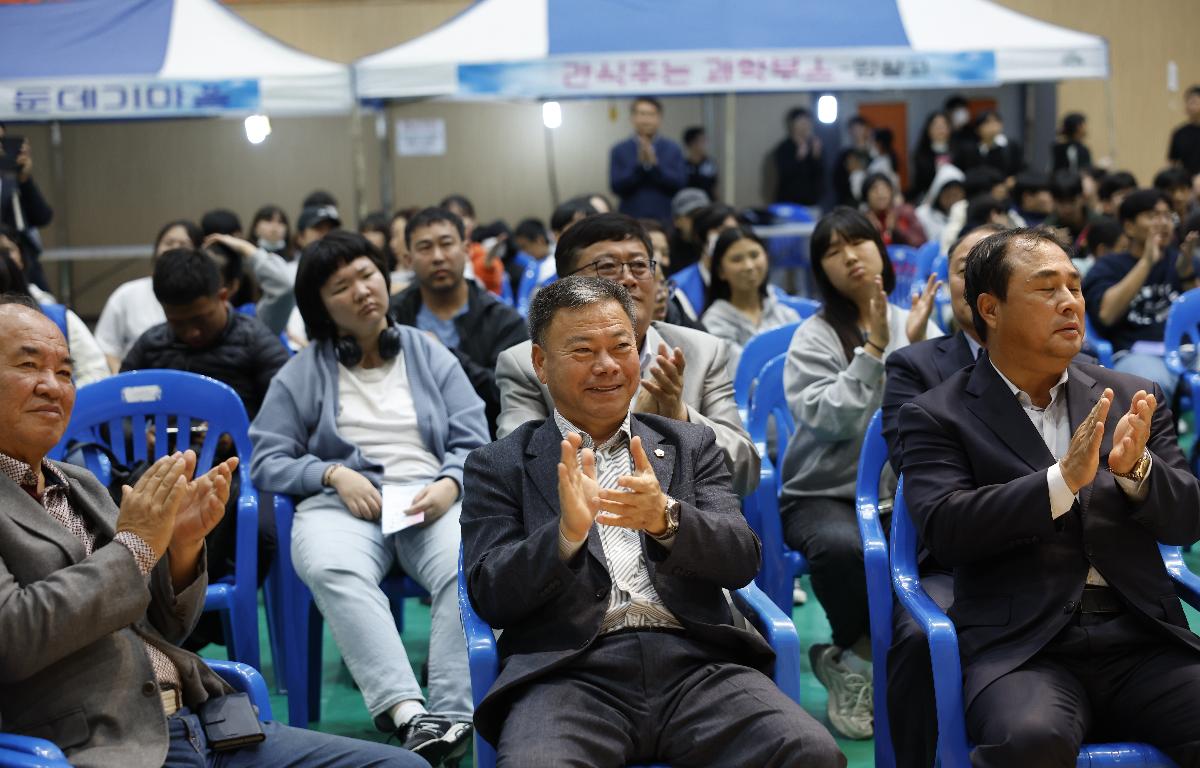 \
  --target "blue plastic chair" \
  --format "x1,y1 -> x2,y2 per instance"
742,354 -> 809,612
890,479 -> 1188,767
854,410 -> 896,768
913,240 -> 942,286
672,263 -> 707,319
930,253 -> 953,333
457,551 -> 803,768
887,245 -> 920,309
1084,313 -> 1115,368
271,495 -> 429,727
732,322 -> 799,423
38,303 -> 69,342
0,660 -> 272,768
1164,287 -> 1200,475
53,370 -> 262,671
774,293 -> 821,321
